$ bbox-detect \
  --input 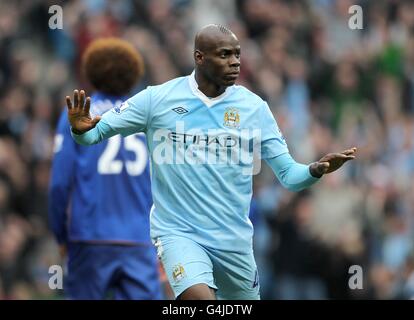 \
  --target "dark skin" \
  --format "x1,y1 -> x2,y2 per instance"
194,25 -> 241,97
66,25 -> 357,300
